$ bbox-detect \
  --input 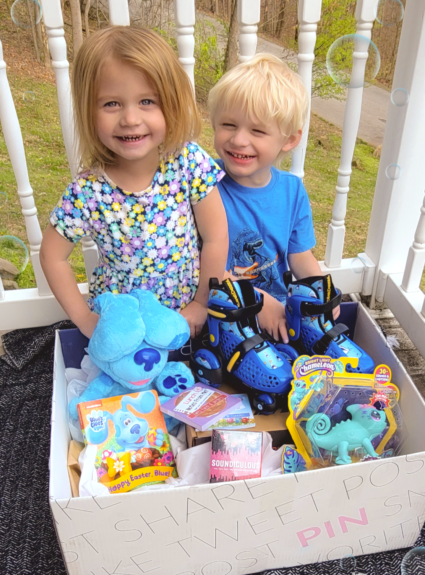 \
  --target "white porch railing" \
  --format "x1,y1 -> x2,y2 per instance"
1,0 -> 425,359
